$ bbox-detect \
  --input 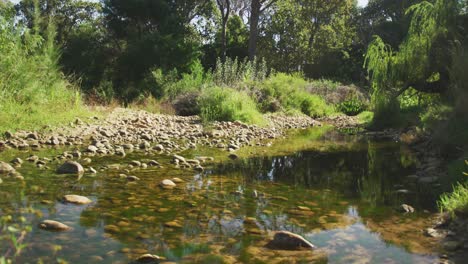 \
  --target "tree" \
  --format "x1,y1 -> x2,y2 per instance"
15,0 -> 101,44
258,0 -> 357,76
216,0 -> 231,61
364,0 -> 459,126
248,0 -> 278,60
102,0 -> 201,102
